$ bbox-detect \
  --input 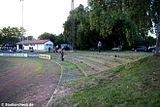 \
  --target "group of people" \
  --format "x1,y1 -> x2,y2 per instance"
52,45 -> 64,61
53,45 -> 60,53
53,41 -> 102,61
